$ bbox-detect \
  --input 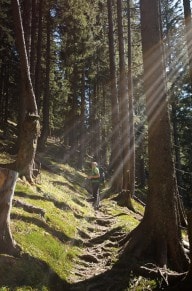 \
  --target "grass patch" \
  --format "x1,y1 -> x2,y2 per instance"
0,138 -> 144,290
